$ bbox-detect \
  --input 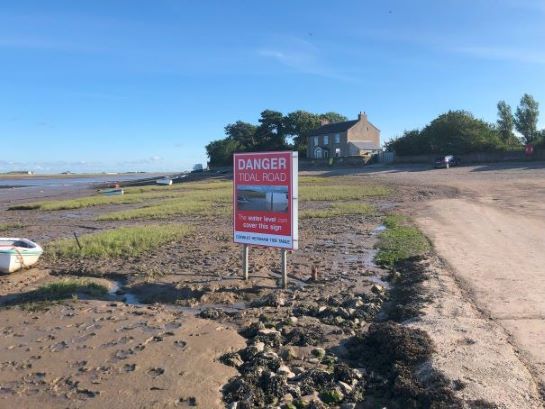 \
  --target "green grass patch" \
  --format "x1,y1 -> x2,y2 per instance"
300,184 -> 390,201
300,203 -> 376,219
47,224 -> 193,259
12,278 -> 109,310
0,222 -> 25,231
8,203 -> 41,210
8,194 -> 145,211
299,176 -> 331,184
124,179 -> 231,194
98,188 -> 231,220
36,278 -> 108,299
375,214 -> 430,267
9,179 -> 232,211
